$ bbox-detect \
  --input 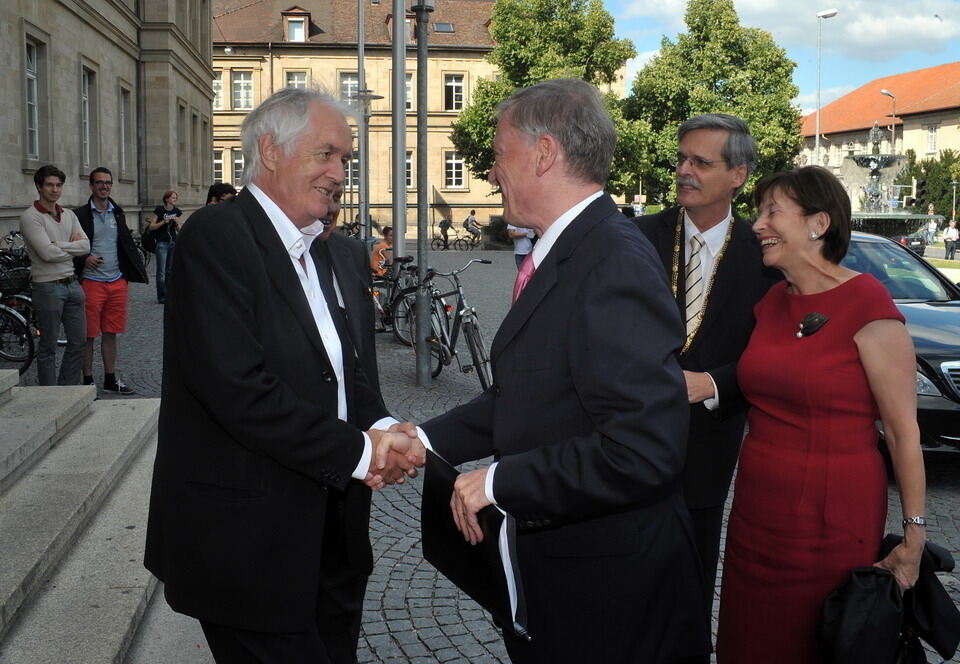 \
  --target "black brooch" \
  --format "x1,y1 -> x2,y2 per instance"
797,312 -> 829,338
